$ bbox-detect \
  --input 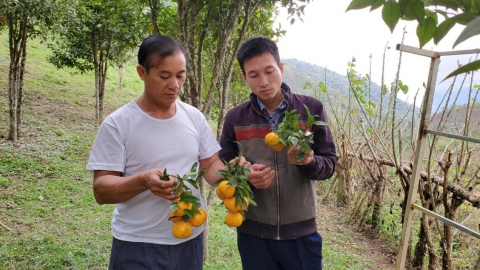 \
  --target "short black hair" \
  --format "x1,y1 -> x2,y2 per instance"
137,34 -> 186,74
236,36 -> 280,74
